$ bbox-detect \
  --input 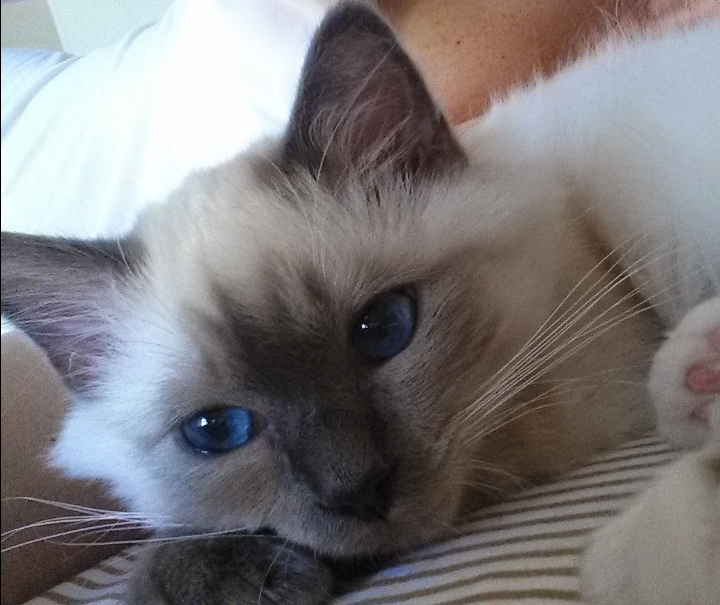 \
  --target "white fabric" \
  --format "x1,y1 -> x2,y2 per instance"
1,0 -> 327,240
46,0 -> 173,56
